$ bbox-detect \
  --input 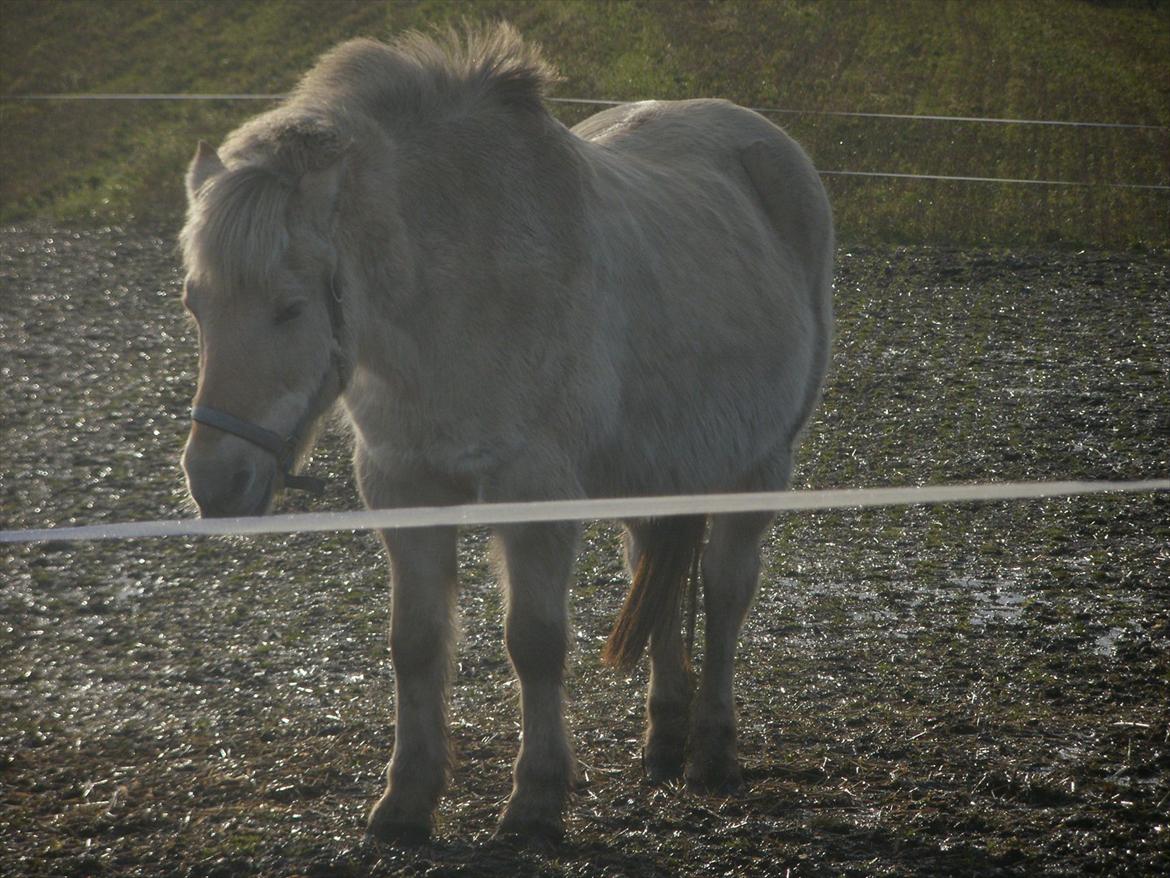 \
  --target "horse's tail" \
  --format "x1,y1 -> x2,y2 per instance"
603,515 -> 707,671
